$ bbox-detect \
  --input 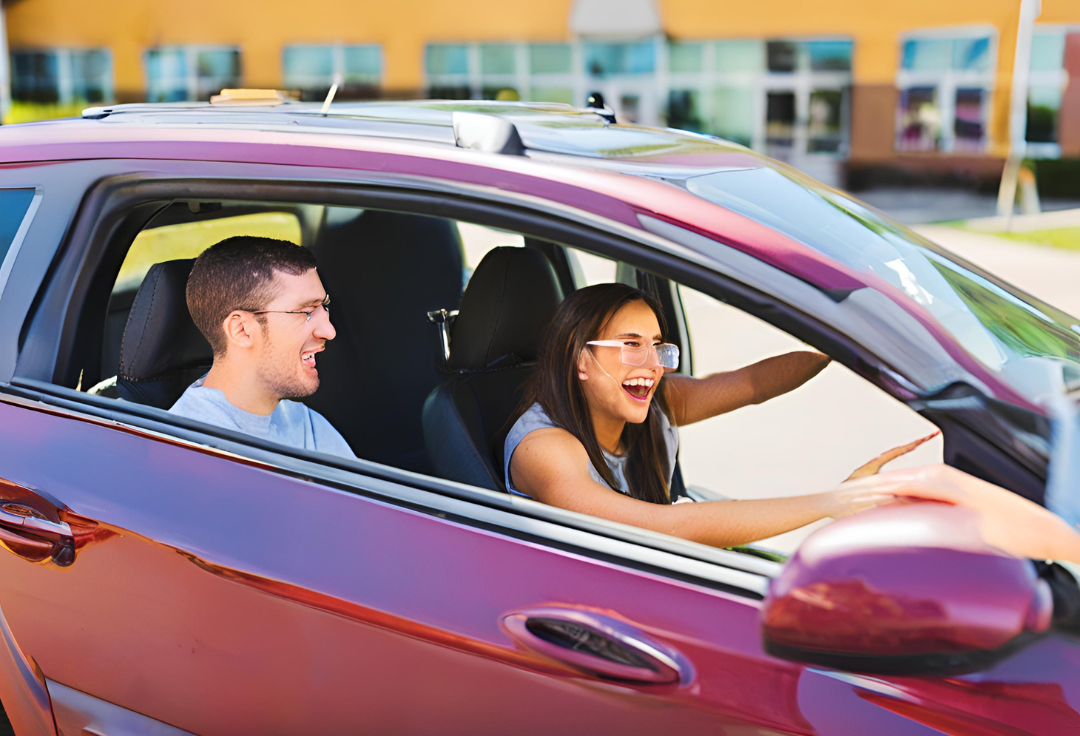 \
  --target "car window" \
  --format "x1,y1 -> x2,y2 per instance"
566,247 -> 618,287
677,284 -> 942,552
0,188 -> 37,273
115,210 -> 302,292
